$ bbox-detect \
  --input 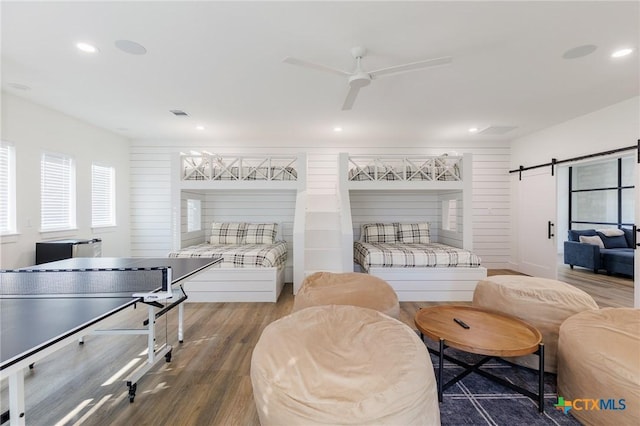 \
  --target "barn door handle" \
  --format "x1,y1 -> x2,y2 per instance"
635,225 -> 639,249
548,221 -> 555,239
